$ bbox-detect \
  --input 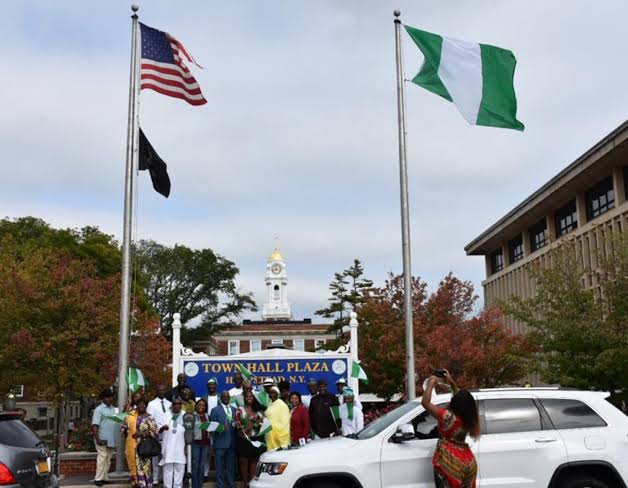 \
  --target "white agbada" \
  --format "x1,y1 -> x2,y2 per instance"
301,393 -> 315,409
205,394 -> 219,412
160,413 -> 186,465
339,402 -> 364,436
147,396 -> 172,429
